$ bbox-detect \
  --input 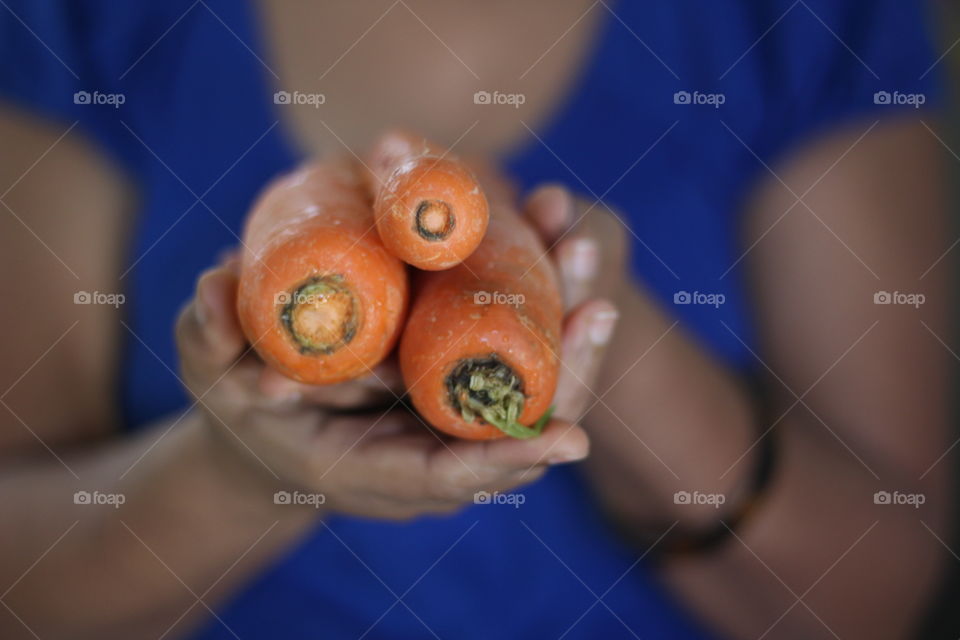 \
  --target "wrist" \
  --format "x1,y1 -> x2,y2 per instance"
633,375 -> 780,559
